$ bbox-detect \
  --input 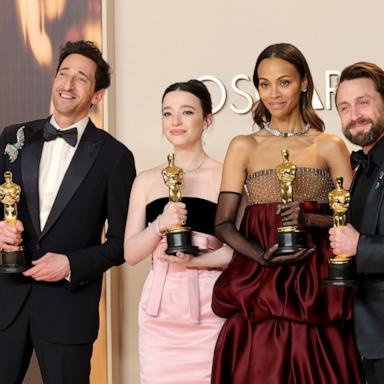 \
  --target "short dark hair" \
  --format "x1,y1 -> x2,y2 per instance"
252,43 -> 324,132
56,40 -> 111,92
336,61 -> 384,102
162,79 -> 212,117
